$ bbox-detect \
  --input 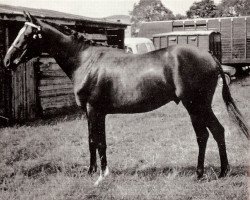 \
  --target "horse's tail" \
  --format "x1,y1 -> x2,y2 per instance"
213,56 -> 250,140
